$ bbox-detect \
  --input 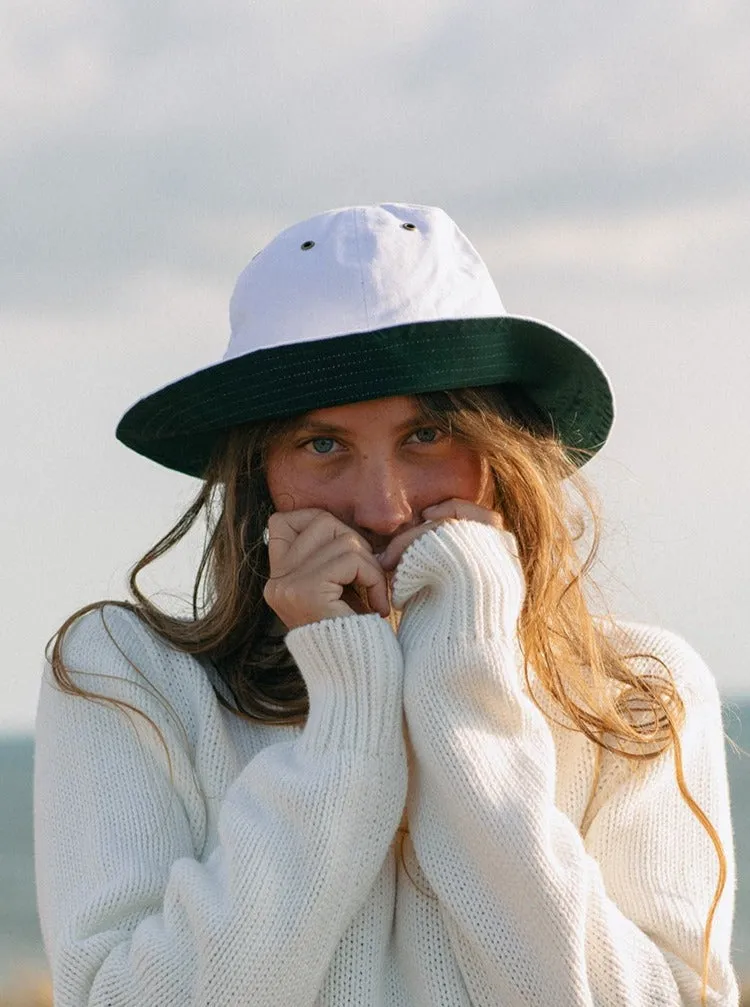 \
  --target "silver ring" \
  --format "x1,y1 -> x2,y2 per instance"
262,526 -> 270,546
